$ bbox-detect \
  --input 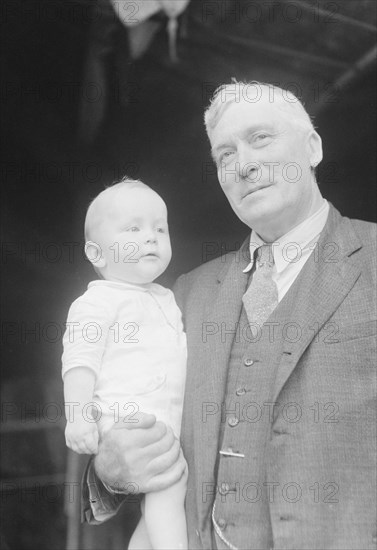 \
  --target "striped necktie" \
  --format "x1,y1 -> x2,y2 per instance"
242,244 -> 278,326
